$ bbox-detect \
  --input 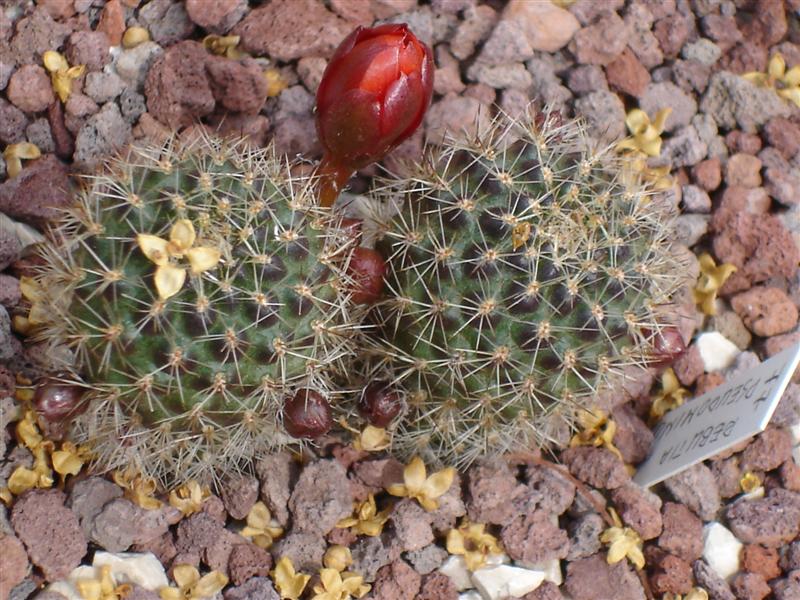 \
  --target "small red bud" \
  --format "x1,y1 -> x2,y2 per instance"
283,388 -> 333,439
358,381 -> 403,427
347,246 -> 386,305
34,380 -> 86,422
646,326 -> 687,367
